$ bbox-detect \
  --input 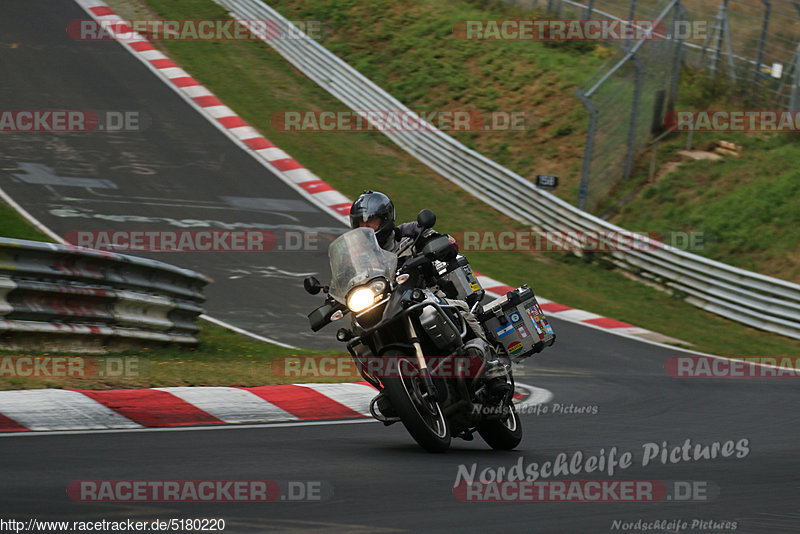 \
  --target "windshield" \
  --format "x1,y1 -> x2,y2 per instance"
328,227 -> 397,304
